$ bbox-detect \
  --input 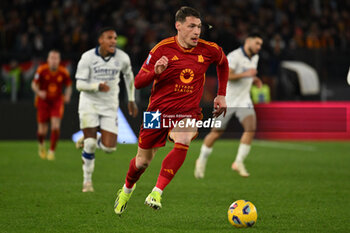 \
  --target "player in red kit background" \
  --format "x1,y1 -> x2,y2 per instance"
31,50 -> 72,160
114,6 -> 228,215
